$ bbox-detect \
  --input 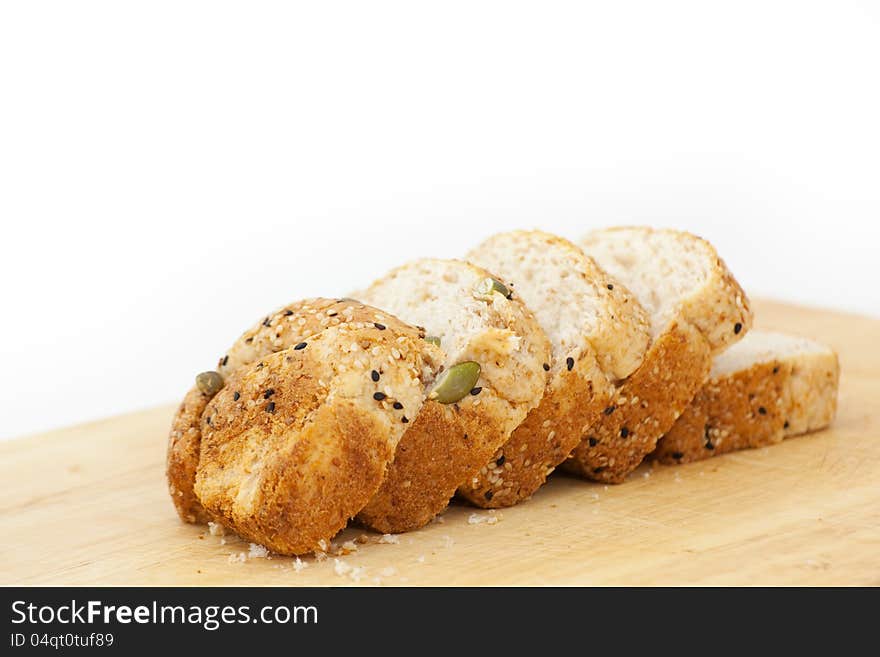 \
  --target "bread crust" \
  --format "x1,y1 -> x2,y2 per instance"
166,298 -> 431,524
654,347 -> 839,464
356,259 -> 552,530
565,227 -> 753,482
357,398 -> 507,531
194,323 -> 439,555
564,320 -> 712,481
